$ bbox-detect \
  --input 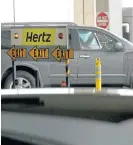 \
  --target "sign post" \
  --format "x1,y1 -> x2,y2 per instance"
9,45 -> 17,89
9,26 -> 74,88
66,25 -> 70,88
12,60 -> 16,88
